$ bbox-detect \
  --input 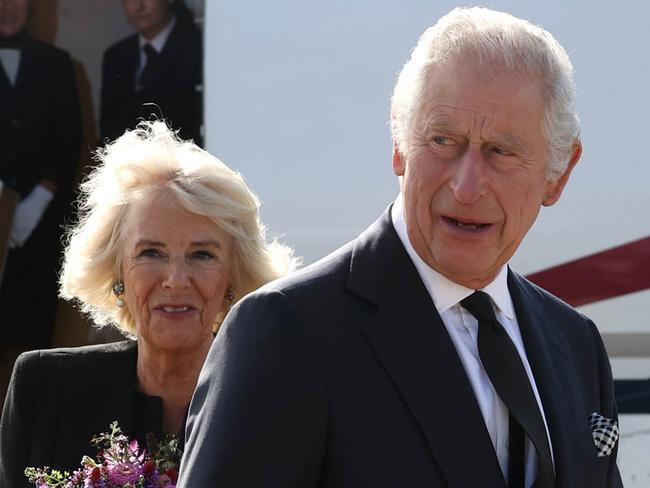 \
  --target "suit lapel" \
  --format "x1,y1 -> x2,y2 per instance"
9,43 -> 30,98
154,21 -> 189,79
126,36 -> 140,87
509,271 -> 592,487
350,208 -> 506,488
0,60 -> 11,93
11,39 -> 41,102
